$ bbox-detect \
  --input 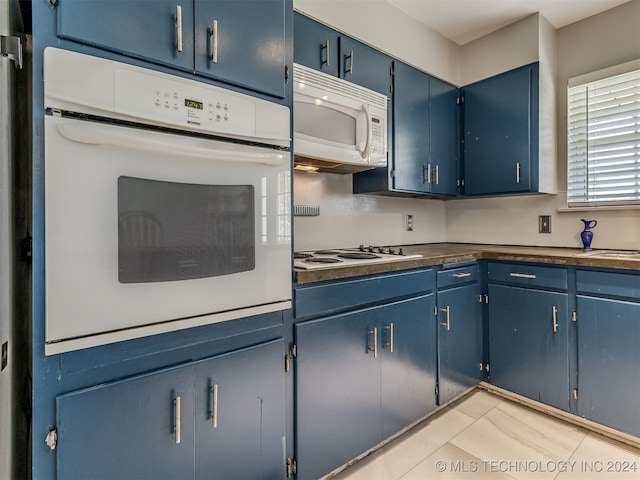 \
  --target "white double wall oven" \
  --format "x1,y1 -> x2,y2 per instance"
43,48 -> 292,354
